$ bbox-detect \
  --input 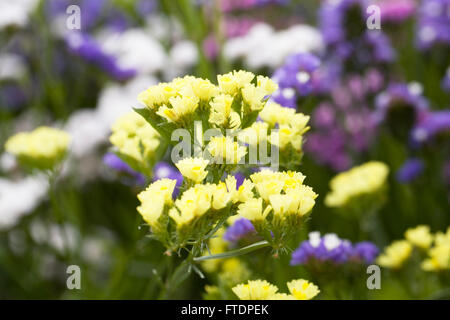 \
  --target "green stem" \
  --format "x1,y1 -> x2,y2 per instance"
193,240 -> 270,262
